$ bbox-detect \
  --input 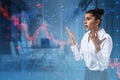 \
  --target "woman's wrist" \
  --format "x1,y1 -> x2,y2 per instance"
72,41 -> 76,45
